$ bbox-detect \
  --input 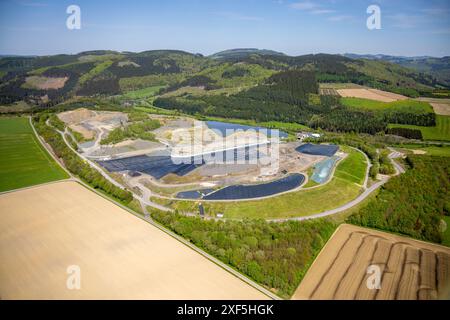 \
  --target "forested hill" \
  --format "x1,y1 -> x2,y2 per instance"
344,53 -> 450,87
1,49 -> 447,107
